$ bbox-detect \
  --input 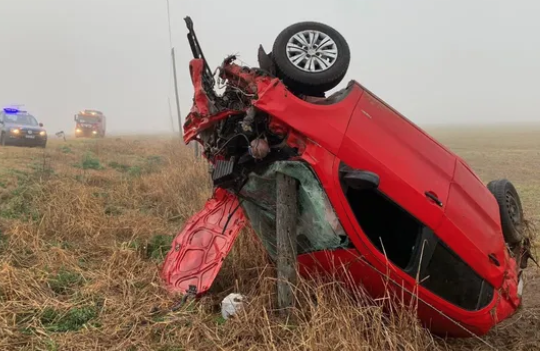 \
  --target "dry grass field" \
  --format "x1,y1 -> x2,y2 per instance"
0,126 -> 538,351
